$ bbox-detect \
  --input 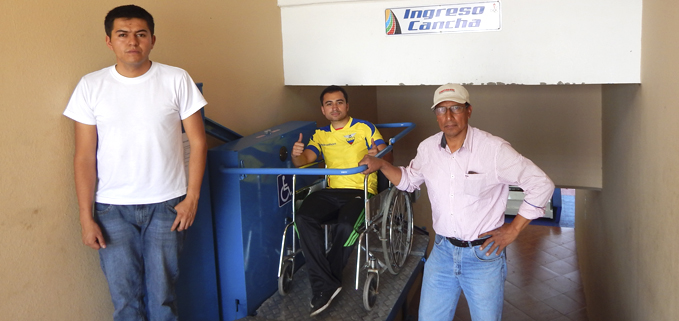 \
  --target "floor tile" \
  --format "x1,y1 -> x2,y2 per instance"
544,276 -> 582,294
531,250 -> 562,265
531,266 -> 561,282
567,307 -> 589,321
543,294 -> 585,315
521,300 -> 564,320
506,270 -> 539,288
522,281 -> 563,300
504,289 -> 541,307
562,240 -> 577,251
564,270 -> 581,284
563,288 -> 587,305
503,302 -> 535,321
542,245 -> 577,260
562,254 -> 580,267
536,238 -> 561,250
544,260 -> 579,276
